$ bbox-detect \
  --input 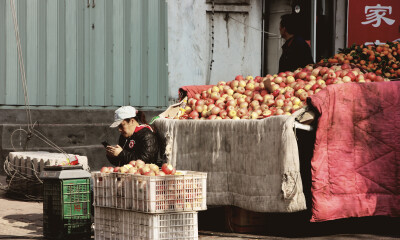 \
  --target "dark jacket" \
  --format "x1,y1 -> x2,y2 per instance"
279,35 -> 314,73
107,125 -> 159,166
